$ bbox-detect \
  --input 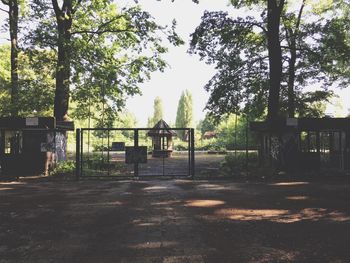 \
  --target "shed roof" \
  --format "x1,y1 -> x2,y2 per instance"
250,118 -> 350,132
0,117 -> 74,131
147,119 -> 177,137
